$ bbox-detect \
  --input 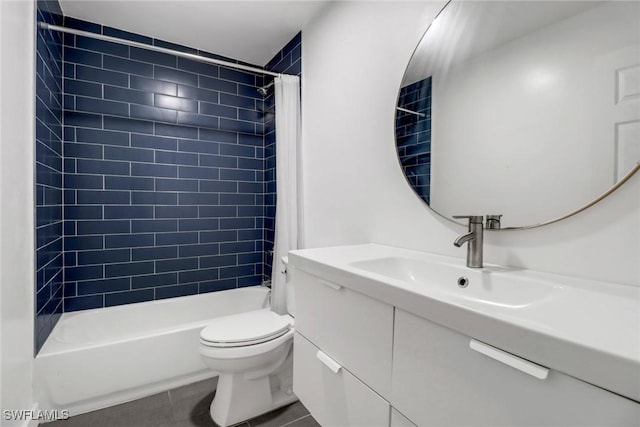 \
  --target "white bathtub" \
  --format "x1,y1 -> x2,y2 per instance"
35,286 -> 270,416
